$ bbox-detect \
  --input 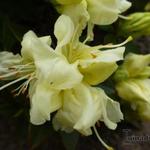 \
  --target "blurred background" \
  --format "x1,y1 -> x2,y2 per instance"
0,0 -> 150,149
